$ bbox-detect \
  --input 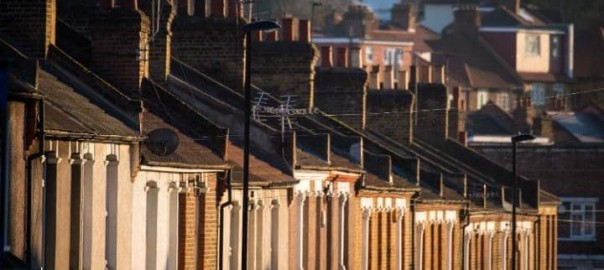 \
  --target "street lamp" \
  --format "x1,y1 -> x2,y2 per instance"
511,133 -> 535,270
242,20 -> 280,270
